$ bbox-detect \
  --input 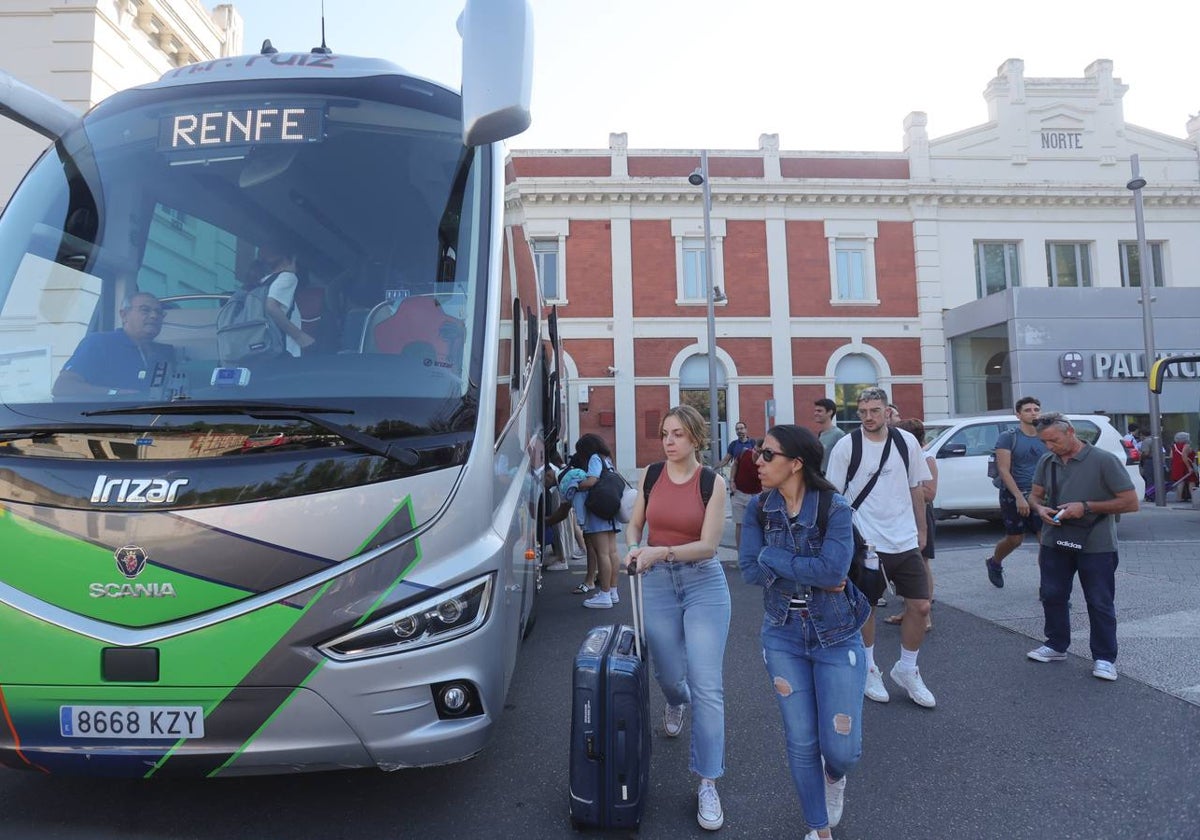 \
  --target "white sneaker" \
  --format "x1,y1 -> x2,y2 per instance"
570,548 -> 587,561
824,770 -> 846,827
544,560 -> 568,572
1092,660 -> 1118,681
697,779 -> 724,830
864,665 -> 889,703
609,588 -> 620,604
889,663 -> 936,708
1027,645 -> 1067,663
582,590 -> 613,609
663,703 -> 686,737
